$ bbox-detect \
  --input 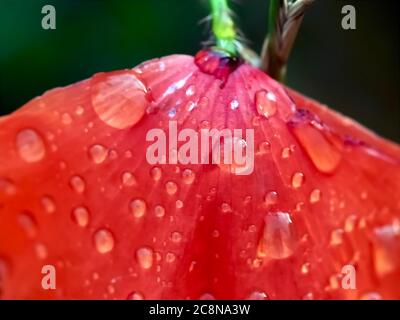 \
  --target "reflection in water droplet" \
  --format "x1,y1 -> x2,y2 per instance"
16,129 -> 46,163
182,169 -> 195,185
72,206 -> 90,227
94,228 -> 114,254
92,72 -> 148,129
257,211 -> 296,259
89,144 -> 108,164
130,199 -> 146,218
247,291 -> 268,300
165,181 -> 178,195
309,189 -> 321,203
136,247 -> 154,269
230,99 -> 239,110
69,175 -> 86,194
291,172 -> 304,189
127,291 -> 144,300
150,167 -> 162,181
255,90 -> 277,118
258,141 -> 271,153
41,196 -> 56,214
264,191 -> 278,206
